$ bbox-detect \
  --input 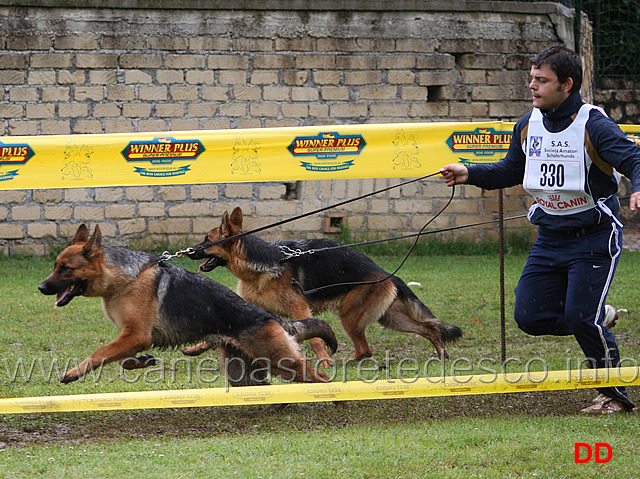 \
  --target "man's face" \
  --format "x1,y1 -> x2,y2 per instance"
528,64 -> 572,112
